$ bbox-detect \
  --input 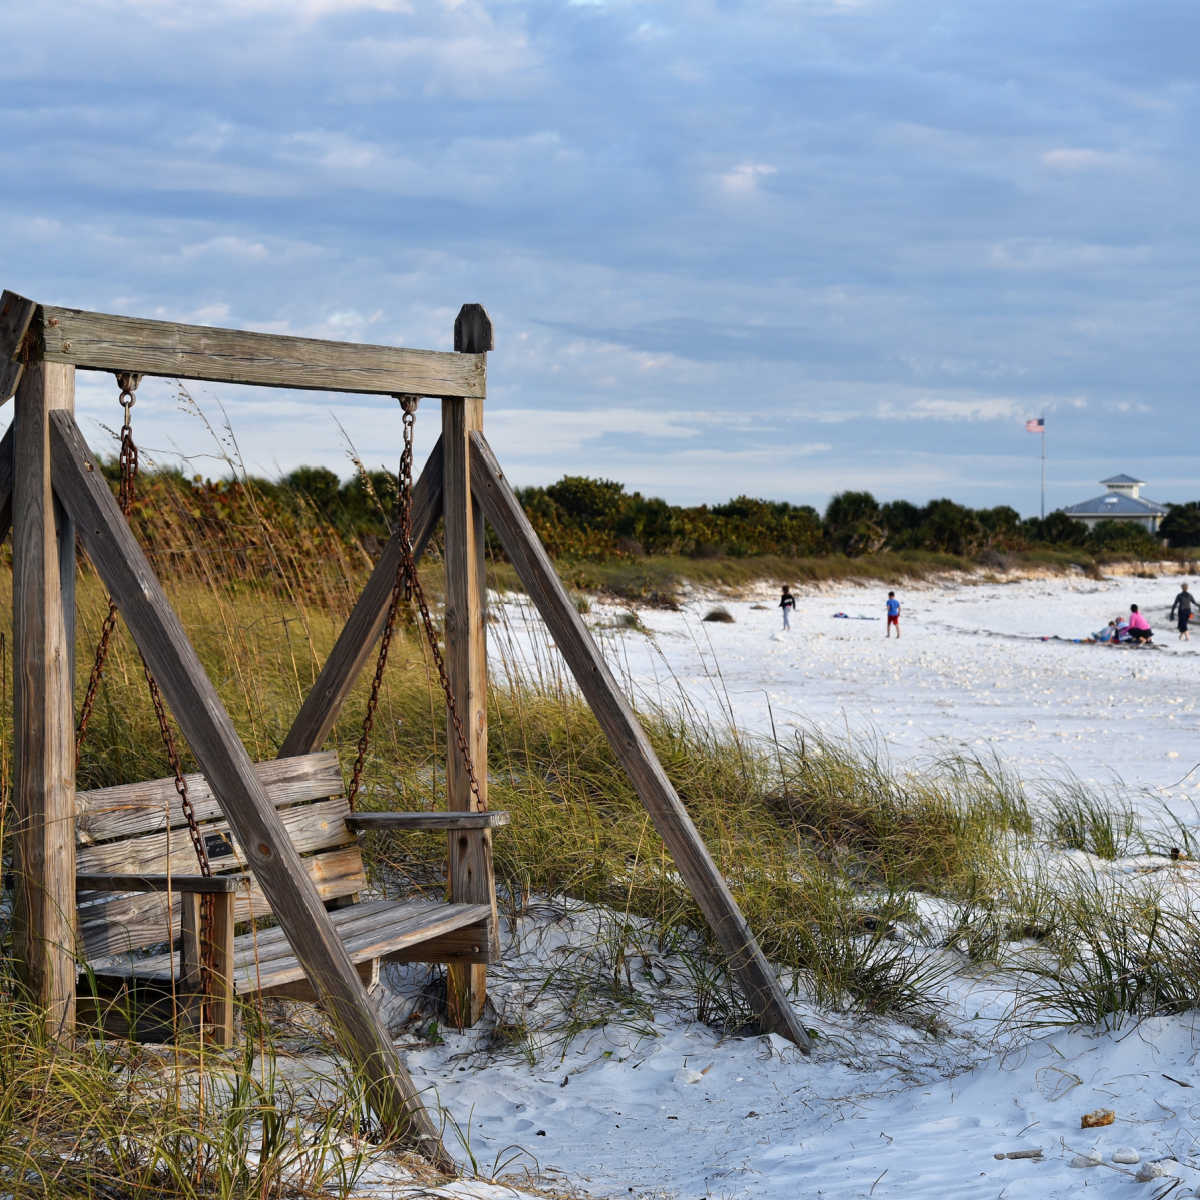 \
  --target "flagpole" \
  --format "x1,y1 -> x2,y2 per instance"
1040,418 -> 1046,520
